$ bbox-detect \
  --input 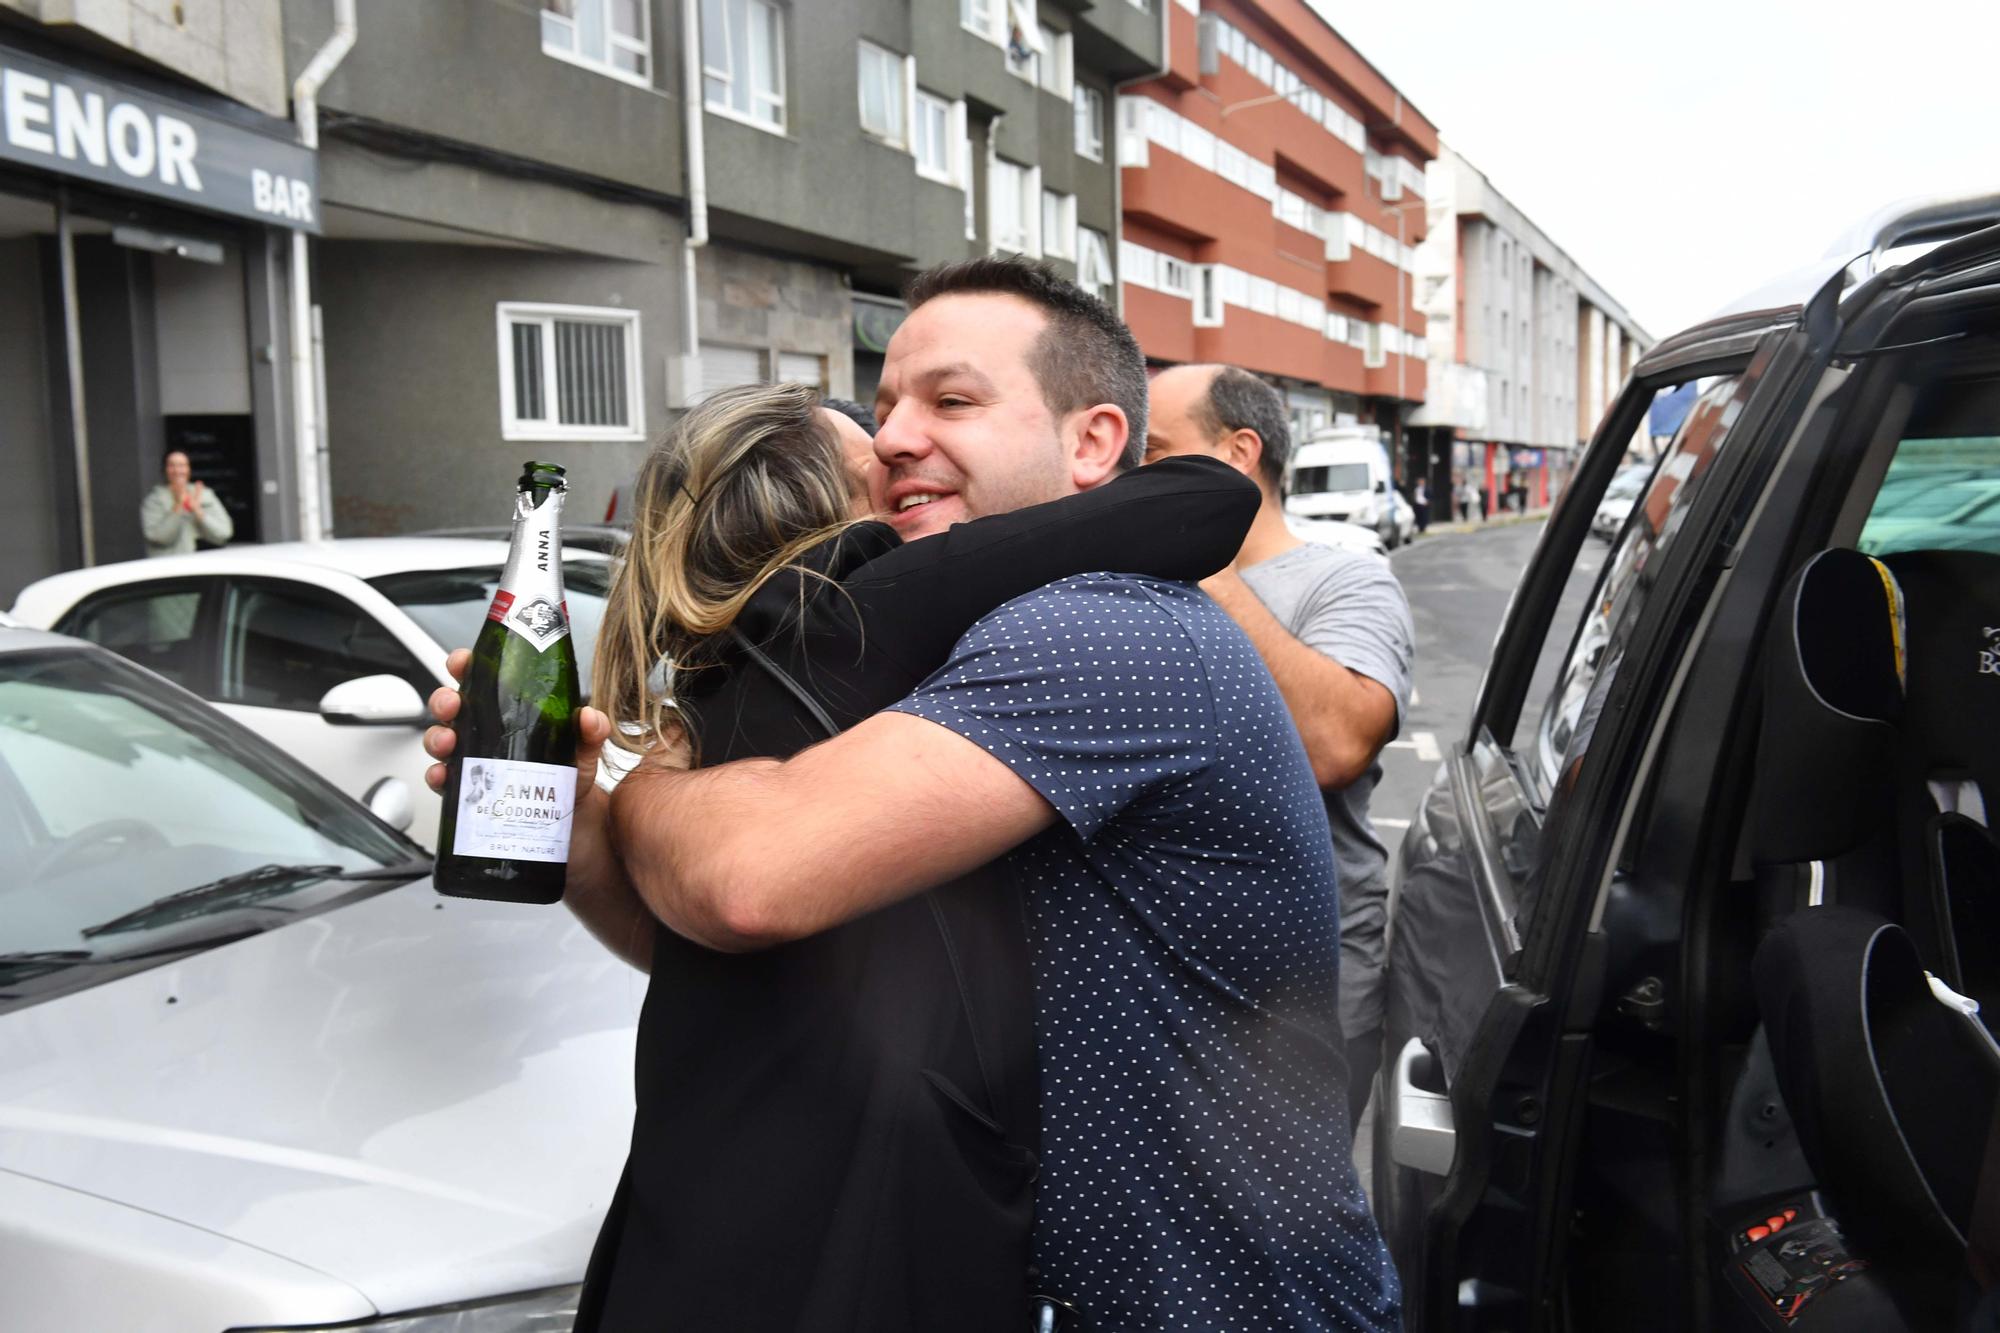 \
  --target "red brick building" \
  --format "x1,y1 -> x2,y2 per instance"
1117,0 -> 1438,446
